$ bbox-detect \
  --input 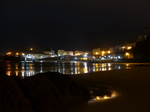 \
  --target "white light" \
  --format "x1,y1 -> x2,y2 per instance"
101,57 -> 104,60
118,56 -> 121,59
84,54 -> 87,57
